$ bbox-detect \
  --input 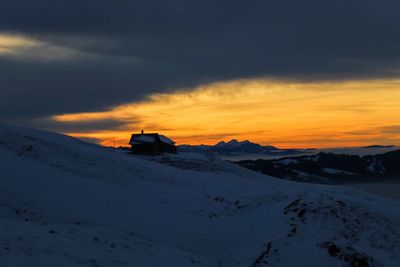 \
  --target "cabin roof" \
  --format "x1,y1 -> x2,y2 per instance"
129,133 -> 175,145
159,135 -> 174,145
